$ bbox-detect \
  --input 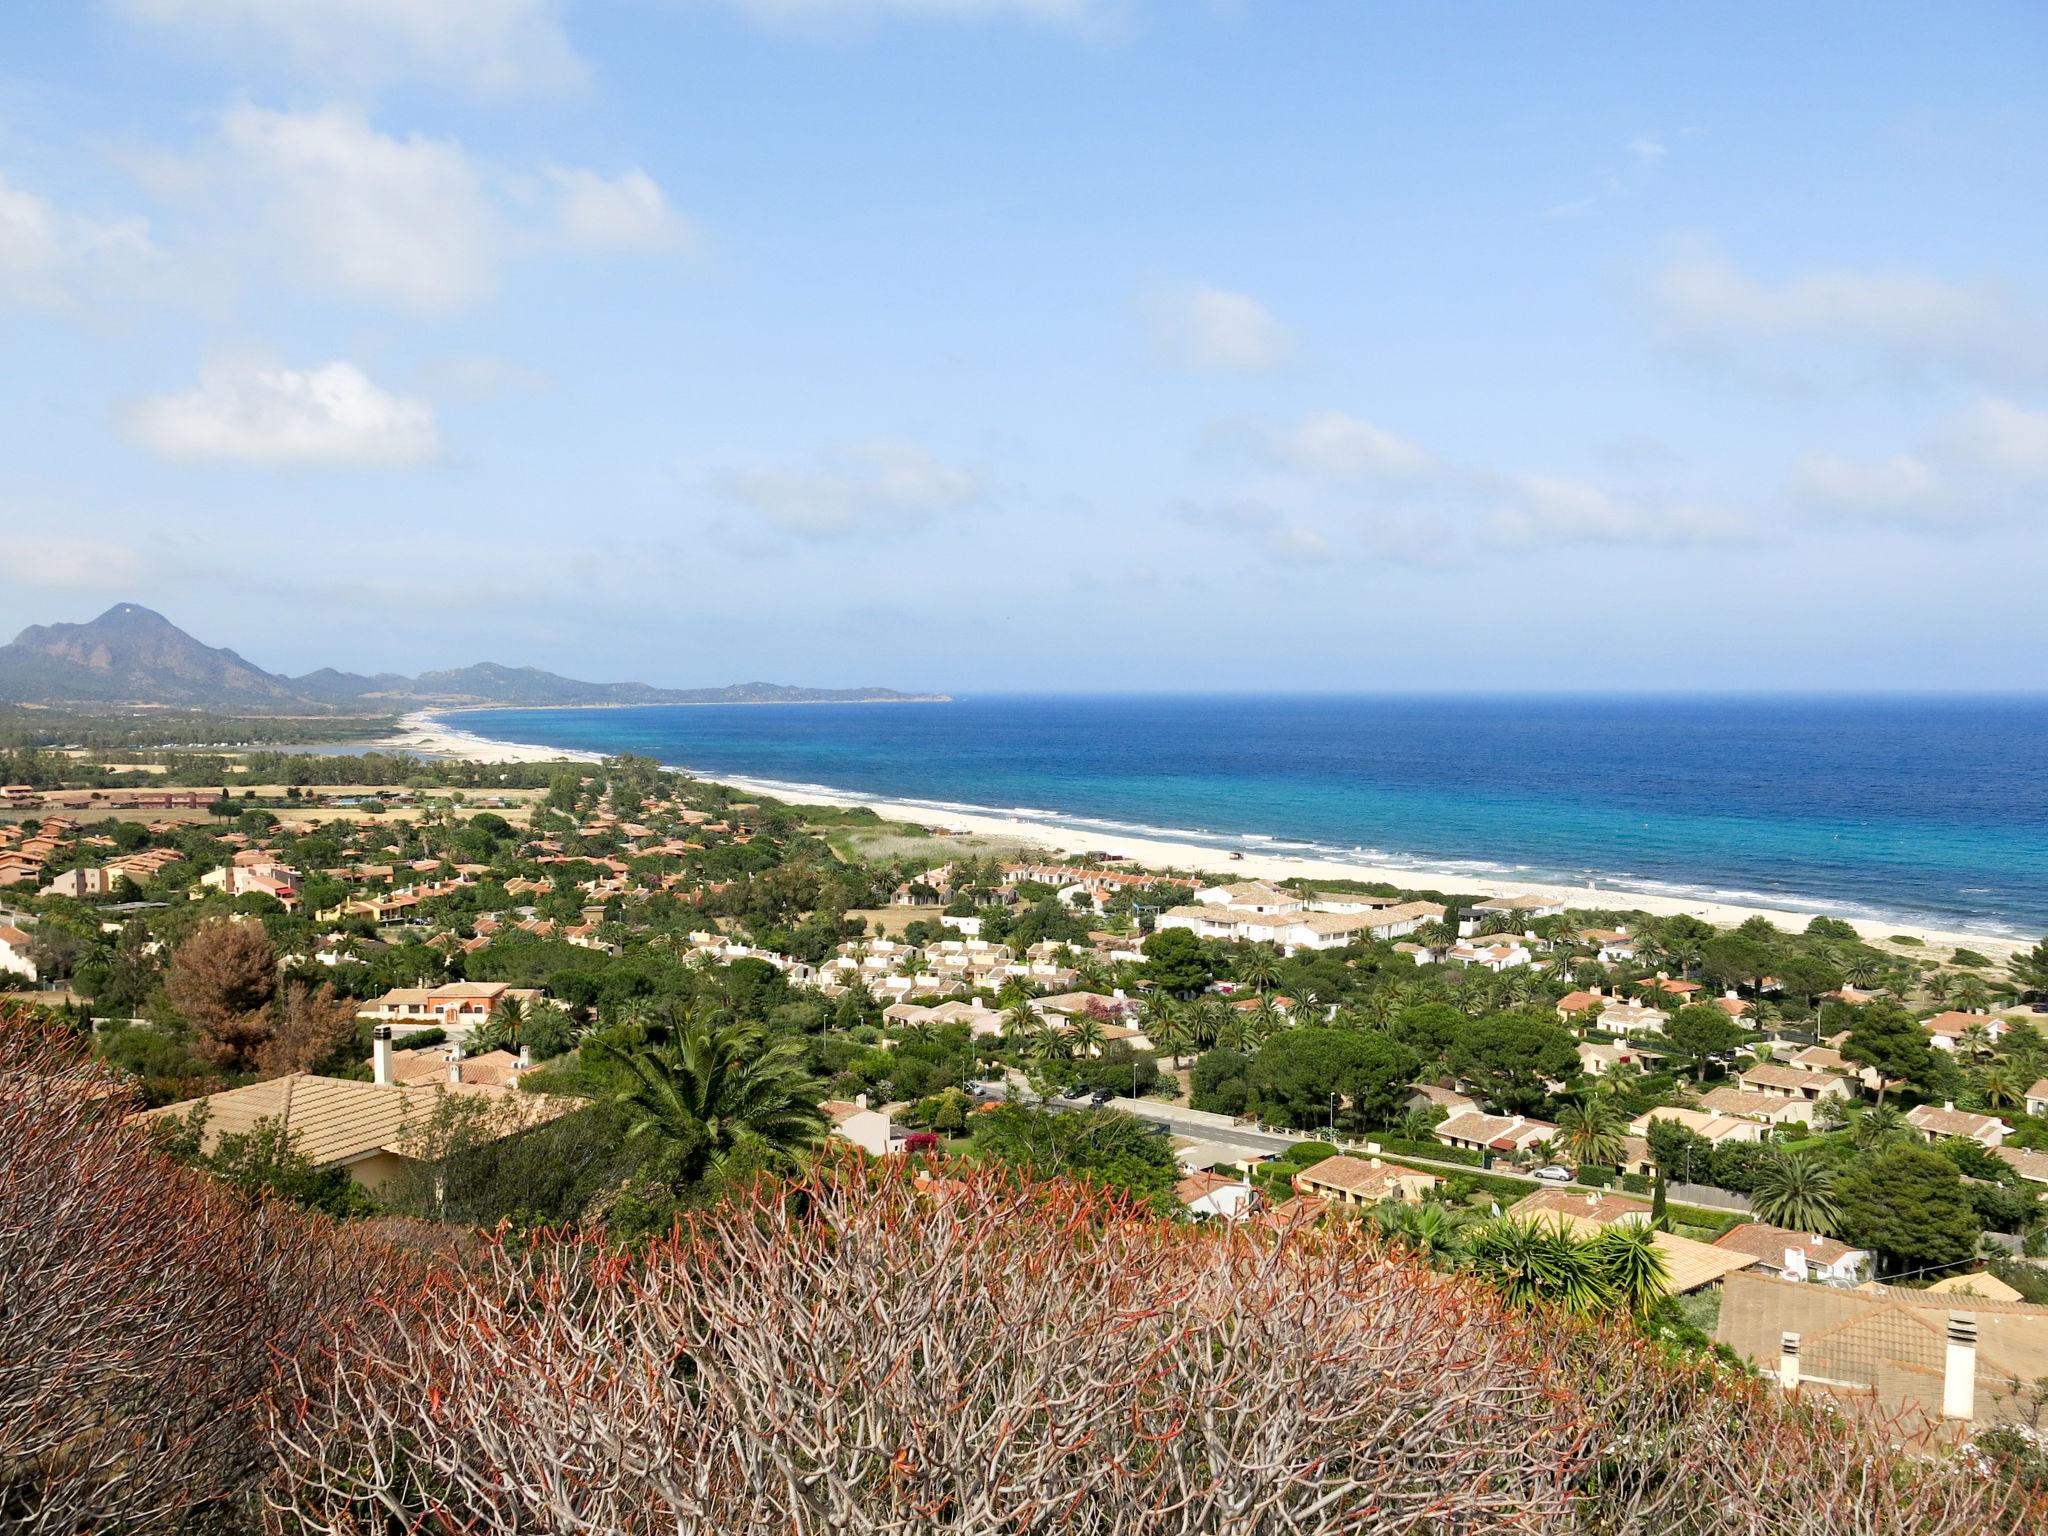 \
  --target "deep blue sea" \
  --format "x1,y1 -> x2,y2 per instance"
441,695 -> 2048,938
